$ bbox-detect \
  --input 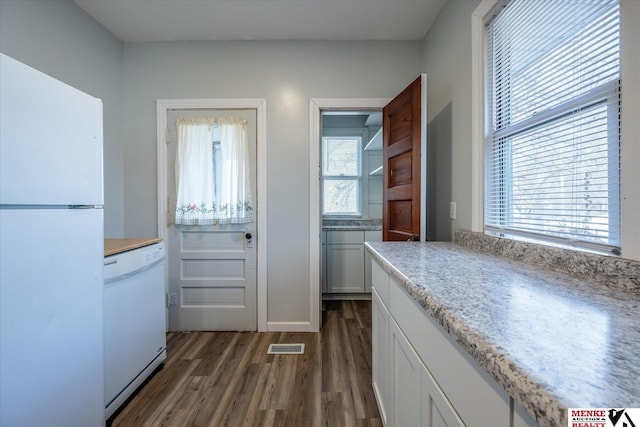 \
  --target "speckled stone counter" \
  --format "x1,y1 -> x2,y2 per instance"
323,219 -> 382,231
365,241 -> 640,427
